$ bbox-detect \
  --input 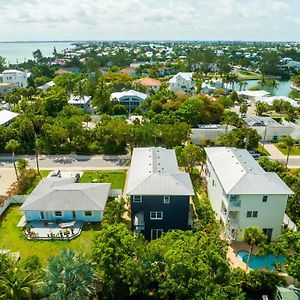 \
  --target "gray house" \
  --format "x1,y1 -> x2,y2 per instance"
20,176 -> 111,223
126,147 -> 194,240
